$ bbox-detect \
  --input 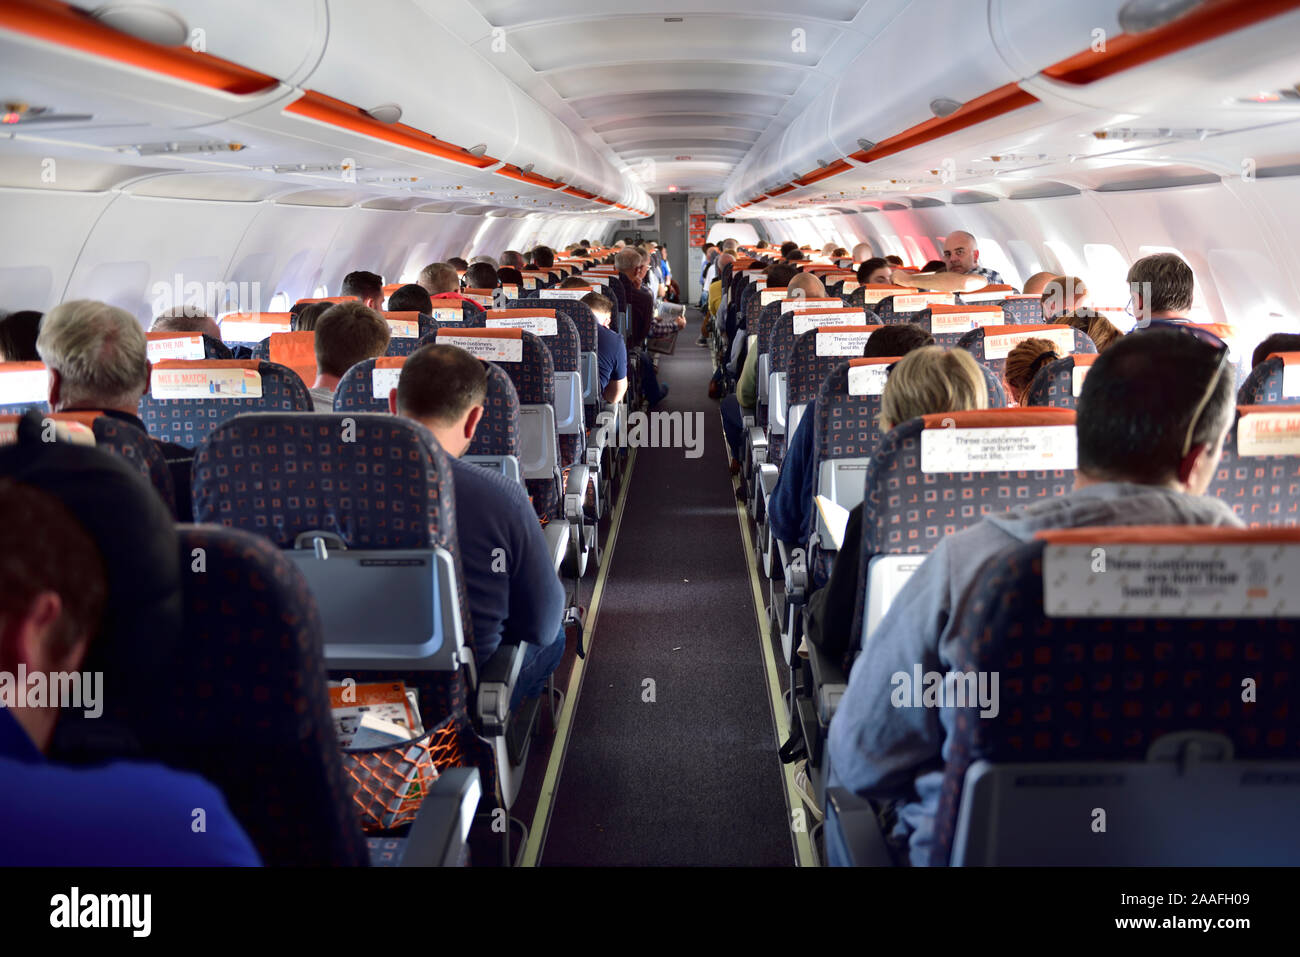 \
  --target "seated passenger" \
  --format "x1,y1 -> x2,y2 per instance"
308,302 -> 390,411
579,291 -> 628,404
291,300 -> 332,333
718,263 -> 800,470
1252,331 -> 1300,369
500,250 -> 526,270
418,262 -> 479,307
470,254 -> 500,270
1021,271 -> 1058,297
37,300 -> 193,520
465,261 -> 497,291
528,246 -> 555,272
0,476 -> 260,865
615,247 -> 671,406
856,257 -> 892,286
1127,252 -> 1193,322
340,270 -> 384,311
828,328 -> 1242,866
150,307 -> 222,342
447,256 -> 469,277
390,345 -> 565,708
1003,337 -> 1059,405
1041,275 -> 1087,320
497,266 -> 523,291
1059,308 -> 1121,353
884,255 -> 904,267
385,283 -> 433,316
0,309 -> 42,361
769,325 -> 936,550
